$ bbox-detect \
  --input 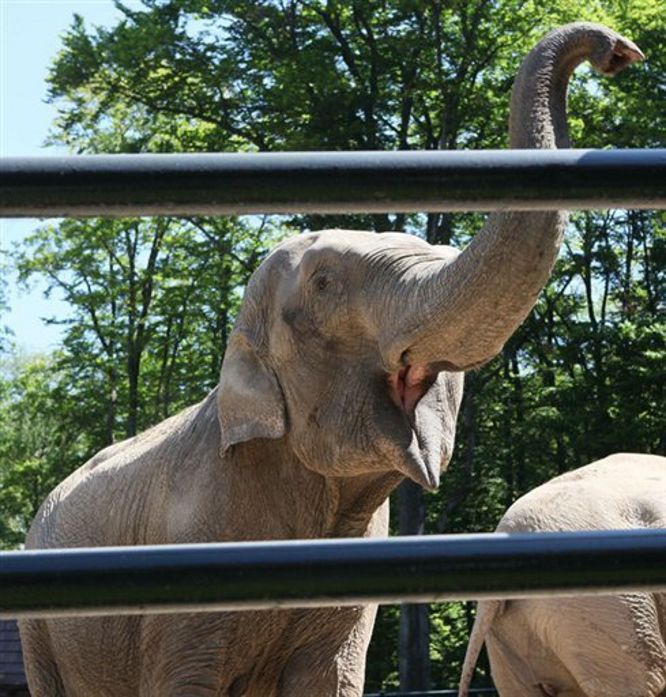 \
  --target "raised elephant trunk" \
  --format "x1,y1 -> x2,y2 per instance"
384,23 -> 643,374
